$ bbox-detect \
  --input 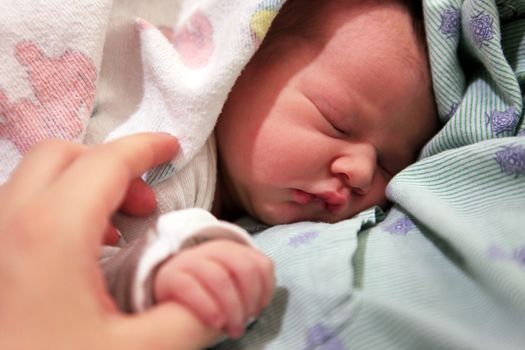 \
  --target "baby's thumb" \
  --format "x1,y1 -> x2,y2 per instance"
111,303 -> 221,350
